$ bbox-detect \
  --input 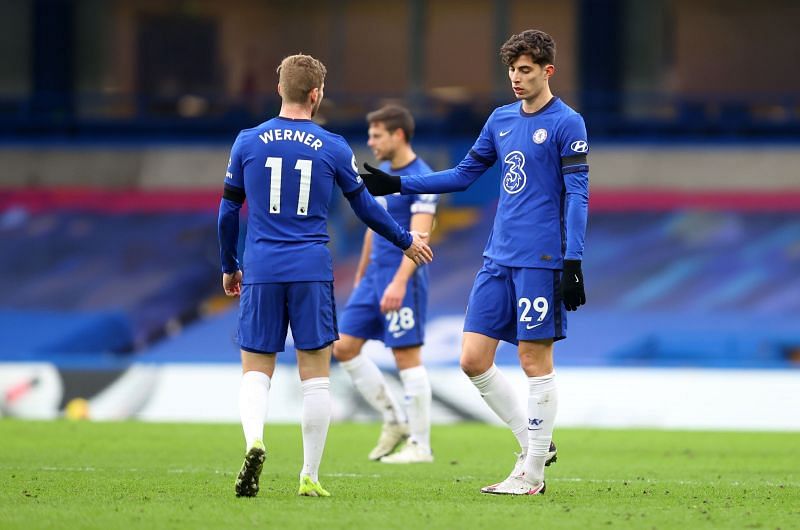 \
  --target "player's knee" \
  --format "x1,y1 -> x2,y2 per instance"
519,357 -> 552,377
460,354 -> 491,378
332,341 -> 358,361
392,347 -> 421,370
517,340 -> 554,375
518,350 -> 554,377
